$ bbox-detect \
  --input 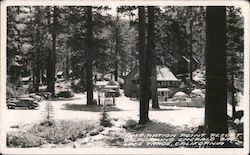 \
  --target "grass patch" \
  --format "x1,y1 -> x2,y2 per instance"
7,120 -> 99,148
